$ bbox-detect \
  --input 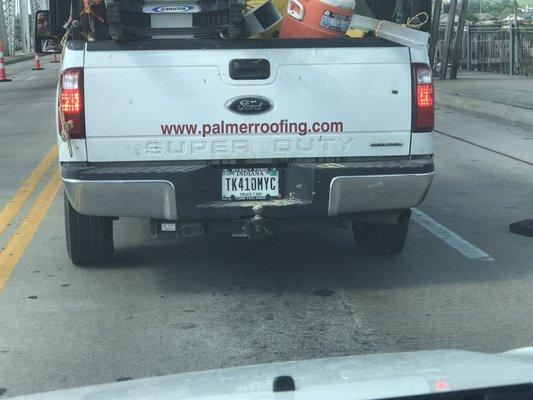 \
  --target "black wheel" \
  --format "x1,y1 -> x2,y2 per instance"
352,219 -> 409,255
64,192 -> 114,266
